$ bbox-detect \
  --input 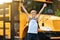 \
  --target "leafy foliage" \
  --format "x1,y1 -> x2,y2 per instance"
55,9 -> 60,17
